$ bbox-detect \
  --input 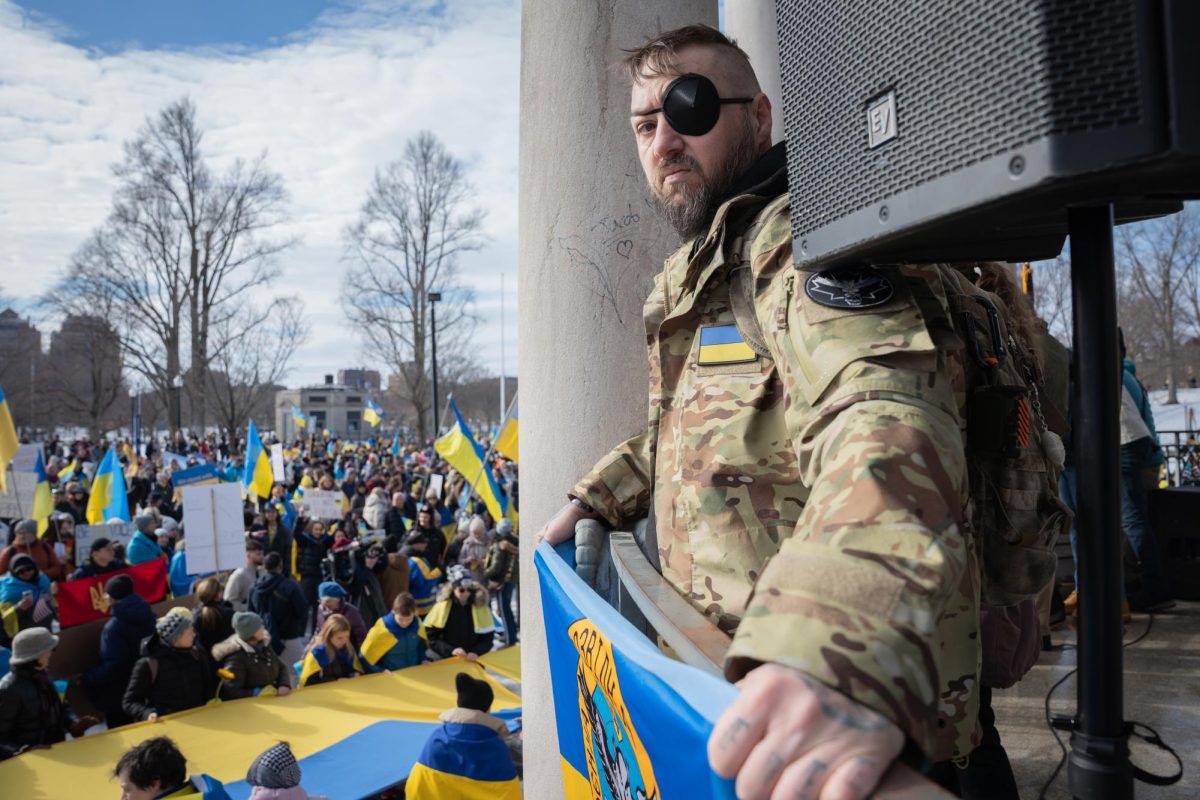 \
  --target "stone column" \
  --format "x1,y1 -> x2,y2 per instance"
724,0 -> 785,143
518,0 -> 717,796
